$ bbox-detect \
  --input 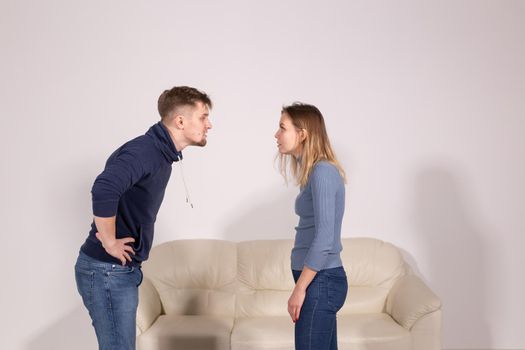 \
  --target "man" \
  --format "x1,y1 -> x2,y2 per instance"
74,86 -> 213,350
